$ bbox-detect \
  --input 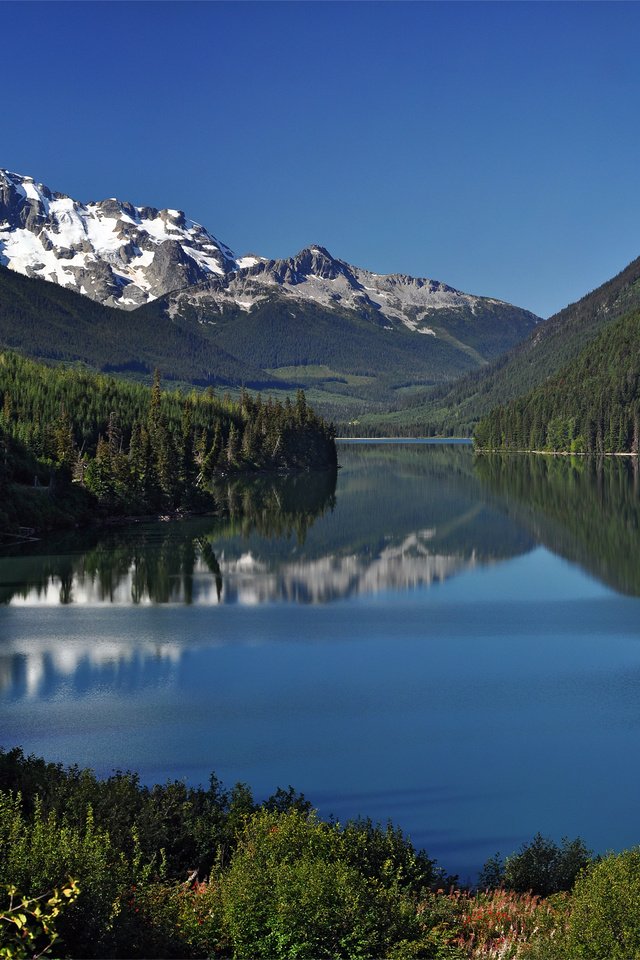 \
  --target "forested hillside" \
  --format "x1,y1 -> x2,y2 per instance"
0,265 -> 285,389
474,307 -> 640,453
0,352 -> 336,532
354,254 -> 640,436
